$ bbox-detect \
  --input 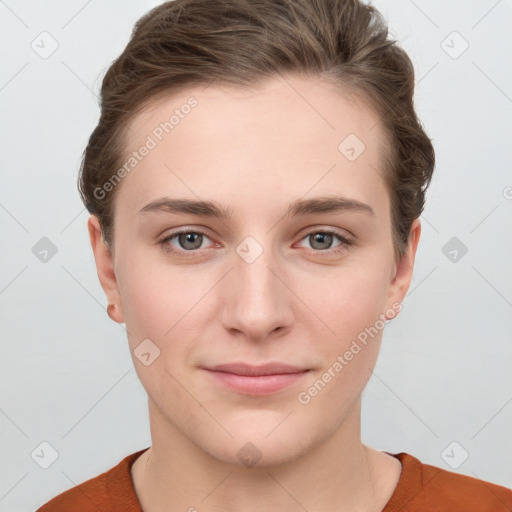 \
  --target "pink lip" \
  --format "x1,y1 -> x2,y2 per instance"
201,362 -> 310,395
